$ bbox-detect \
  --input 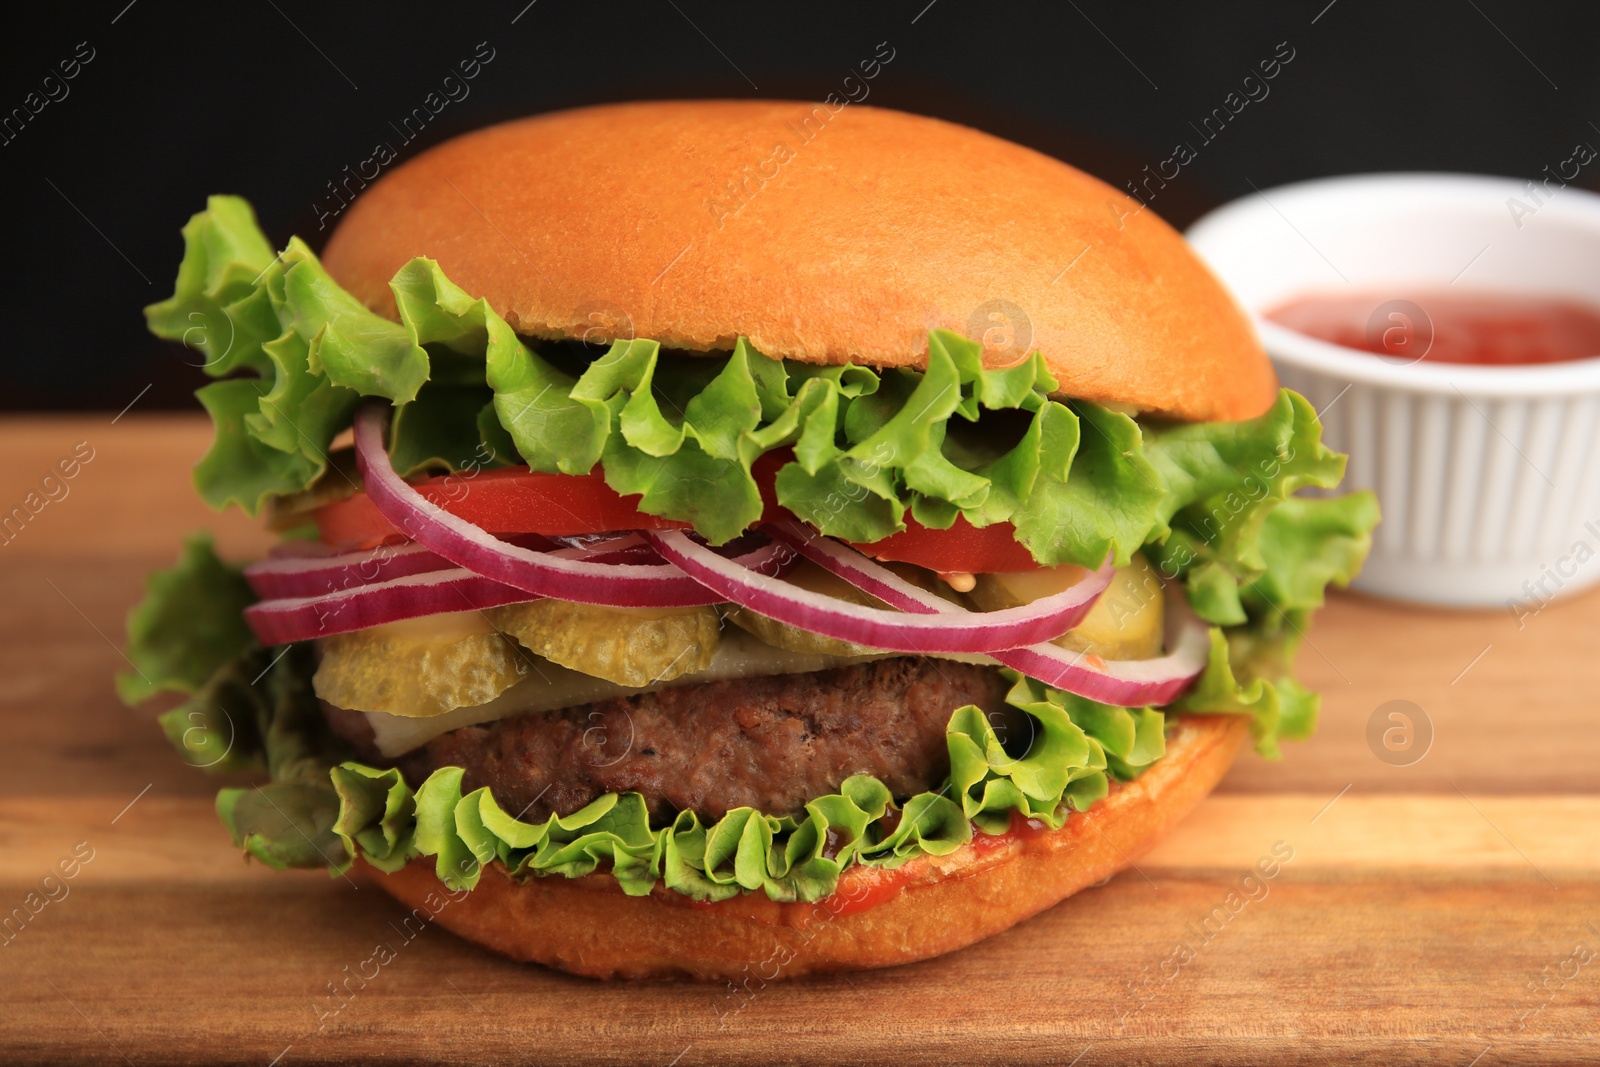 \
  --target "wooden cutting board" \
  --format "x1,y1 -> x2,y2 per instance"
2,415 -> 1596,1066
